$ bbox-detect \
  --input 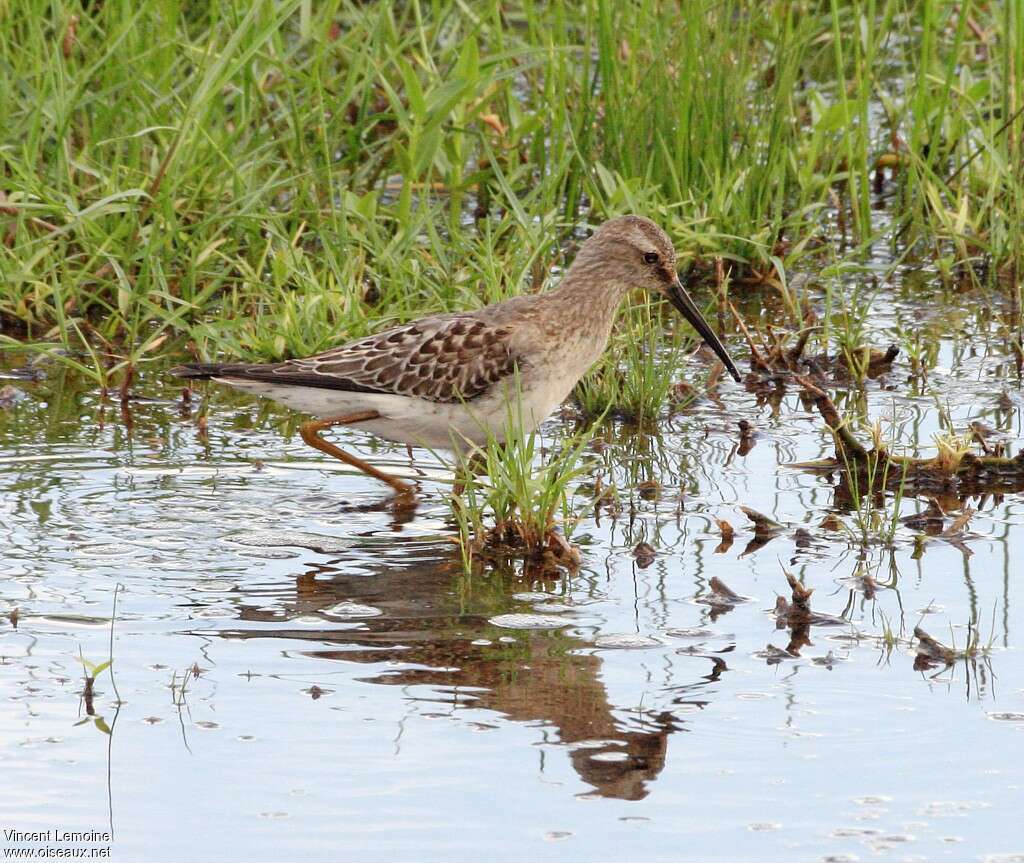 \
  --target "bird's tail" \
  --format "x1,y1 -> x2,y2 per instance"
168,362 -> 235,381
